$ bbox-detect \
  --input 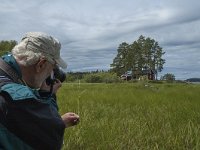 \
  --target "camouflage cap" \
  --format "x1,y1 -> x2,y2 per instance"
20,32 -> 67,68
